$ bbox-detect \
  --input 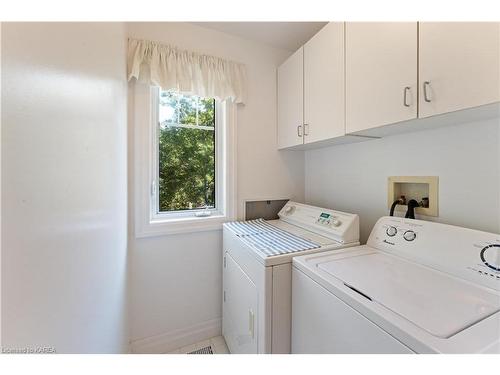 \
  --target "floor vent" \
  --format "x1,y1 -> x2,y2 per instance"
187,346 -> 213,354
